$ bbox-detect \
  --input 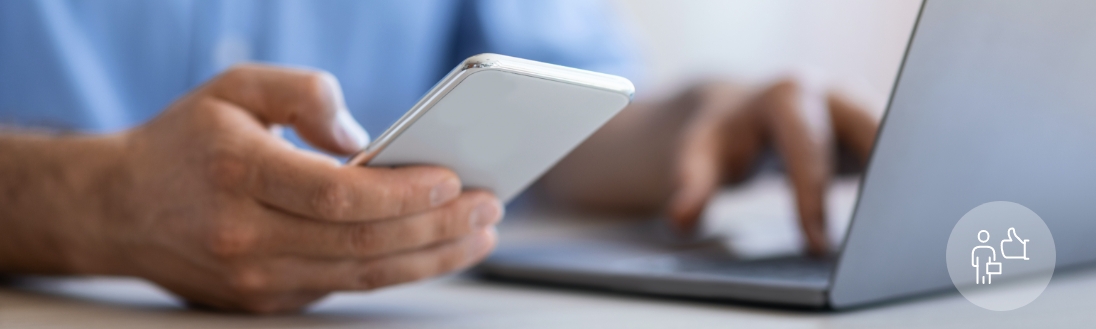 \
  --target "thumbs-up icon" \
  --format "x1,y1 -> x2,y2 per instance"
1000,227 -> 1030,260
